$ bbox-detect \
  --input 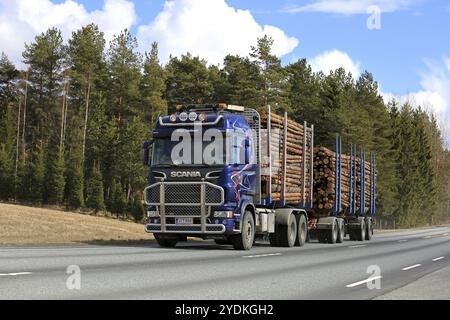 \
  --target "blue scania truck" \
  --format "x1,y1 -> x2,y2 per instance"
142,104 -> 376,250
